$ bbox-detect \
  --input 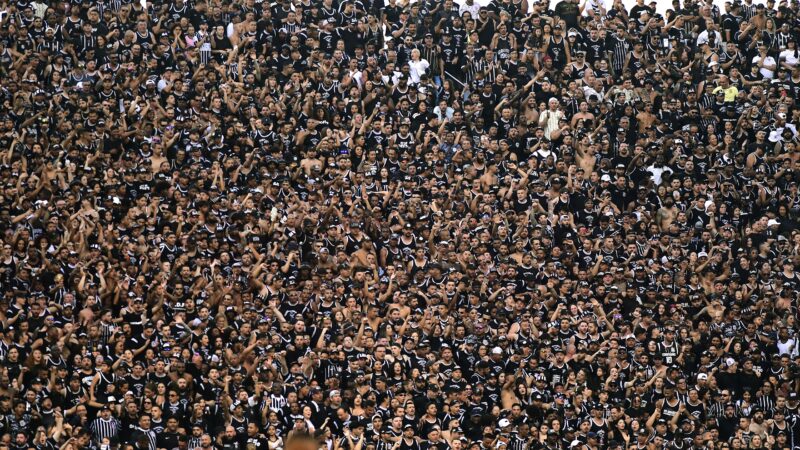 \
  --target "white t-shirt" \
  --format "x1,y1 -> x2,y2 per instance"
646,165 -> 673,185
583,0 -> 606,16
696,30 -> 722,47
780,49 -> 800,68
433,106 -> 454,121
777,337 -> 798,357
753,55 -> 776,79
582,85 -> 604,101
408,59 -> 430,84
768,123 -> 797,142
383,71 -> 402,86
348,70 -> 363,88
459,1 -> 480,18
